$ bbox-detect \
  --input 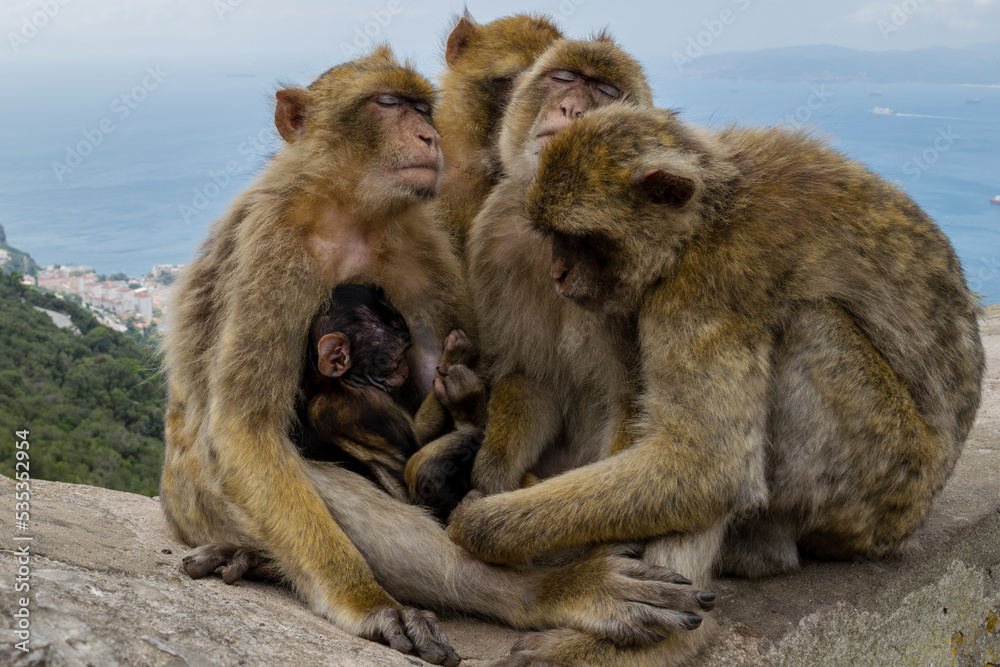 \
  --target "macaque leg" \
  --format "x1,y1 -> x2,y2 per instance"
724,302 -> 947,575
309,461 -> 717,645
414,389 -> 452,445
408,328 -> 487,515
472,373 -> 563,495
